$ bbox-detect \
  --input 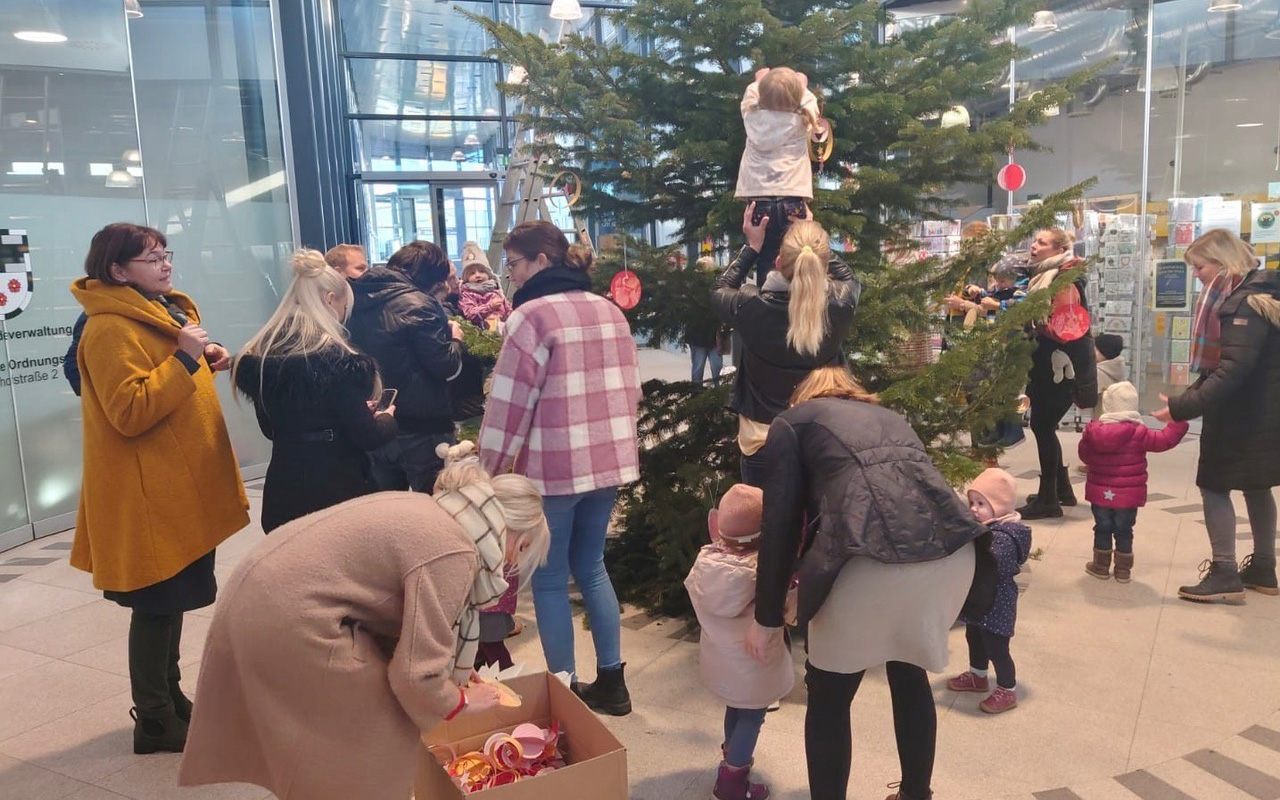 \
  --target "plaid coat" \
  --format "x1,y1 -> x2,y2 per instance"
479,291 -> 641,496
